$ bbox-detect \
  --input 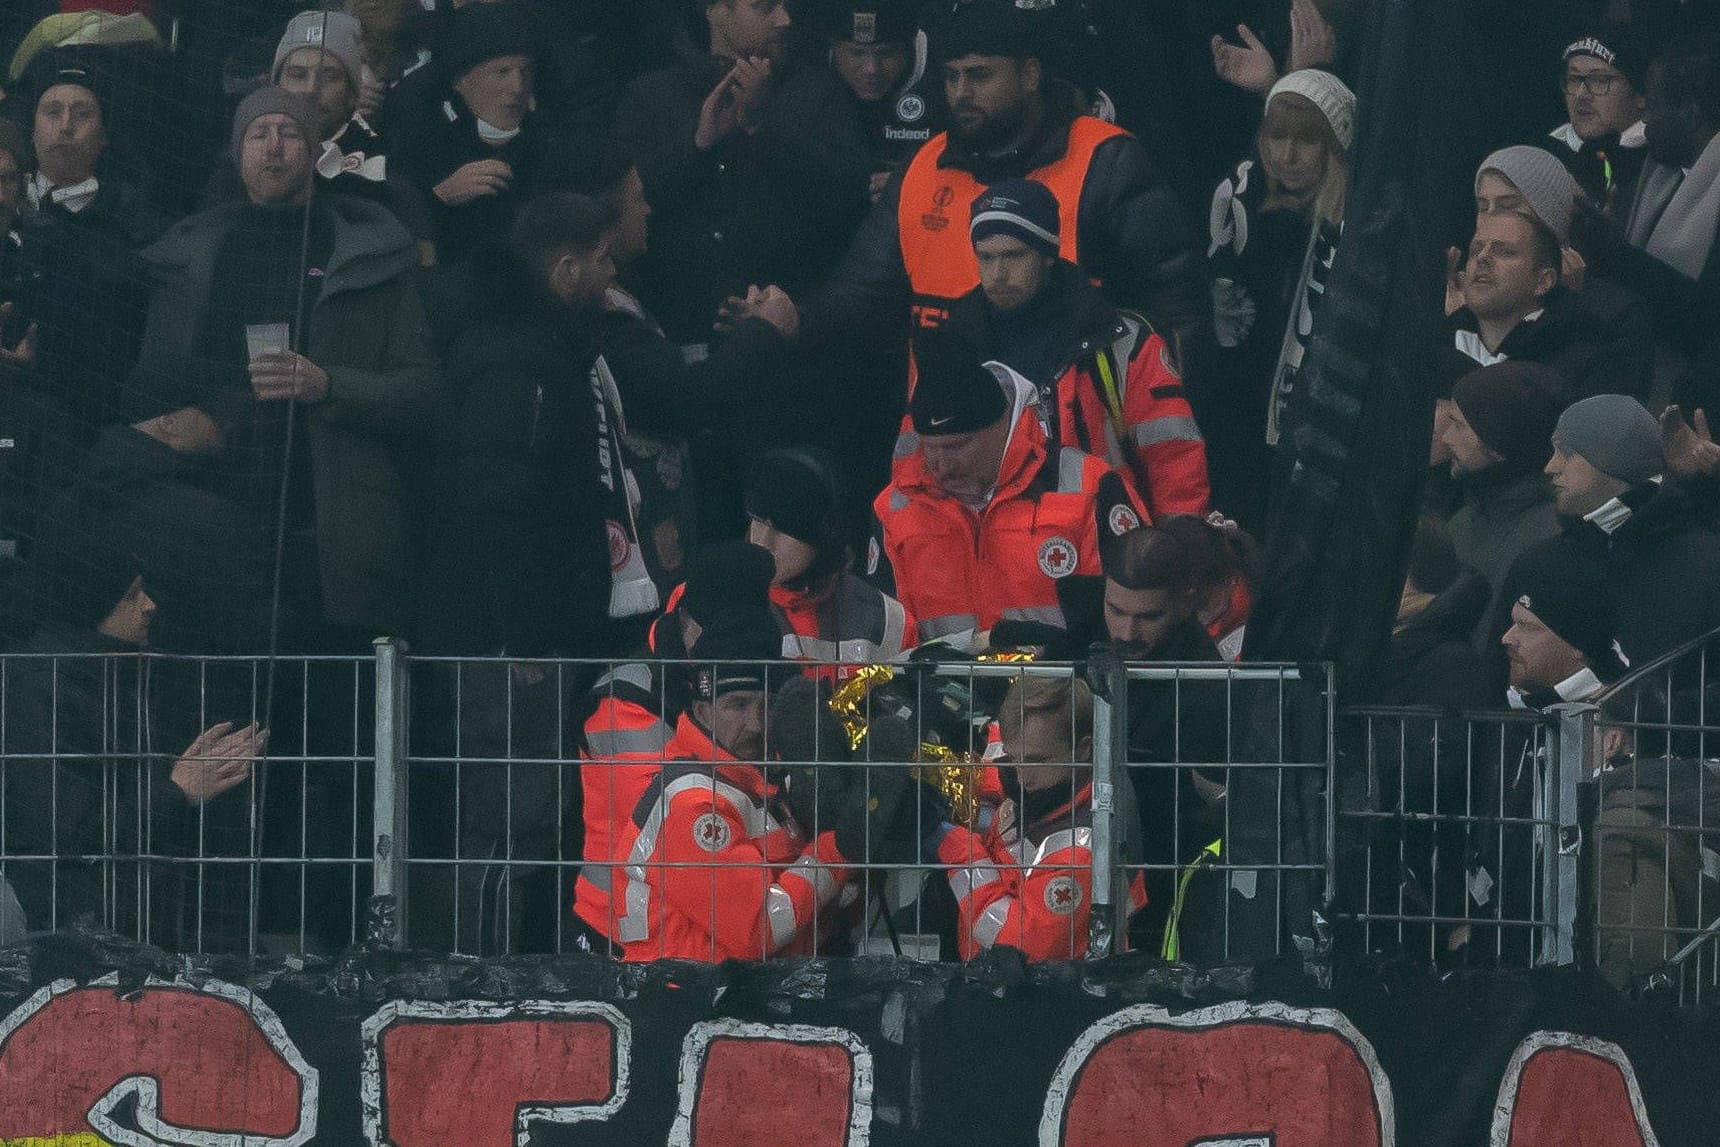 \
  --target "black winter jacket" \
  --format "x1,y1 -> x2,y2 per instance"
1445,284 -> 1653,402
